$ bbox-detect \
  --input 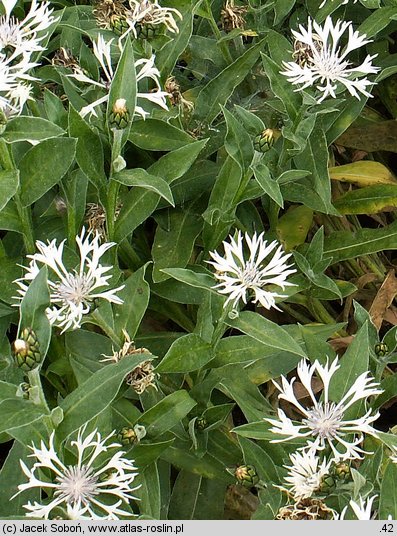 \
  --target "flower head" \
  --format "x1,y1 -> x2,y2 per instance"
14,426 -> 139,520
281,16 -> 379,102
0,0 -> 57,116
337,495 -> 377,520
15,228 -> 125,333
126,0 -> 182,38
266,358 -> 382,460
283,449 -> 332,499
70,36 -> 168,119
207,231 -> 296,310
